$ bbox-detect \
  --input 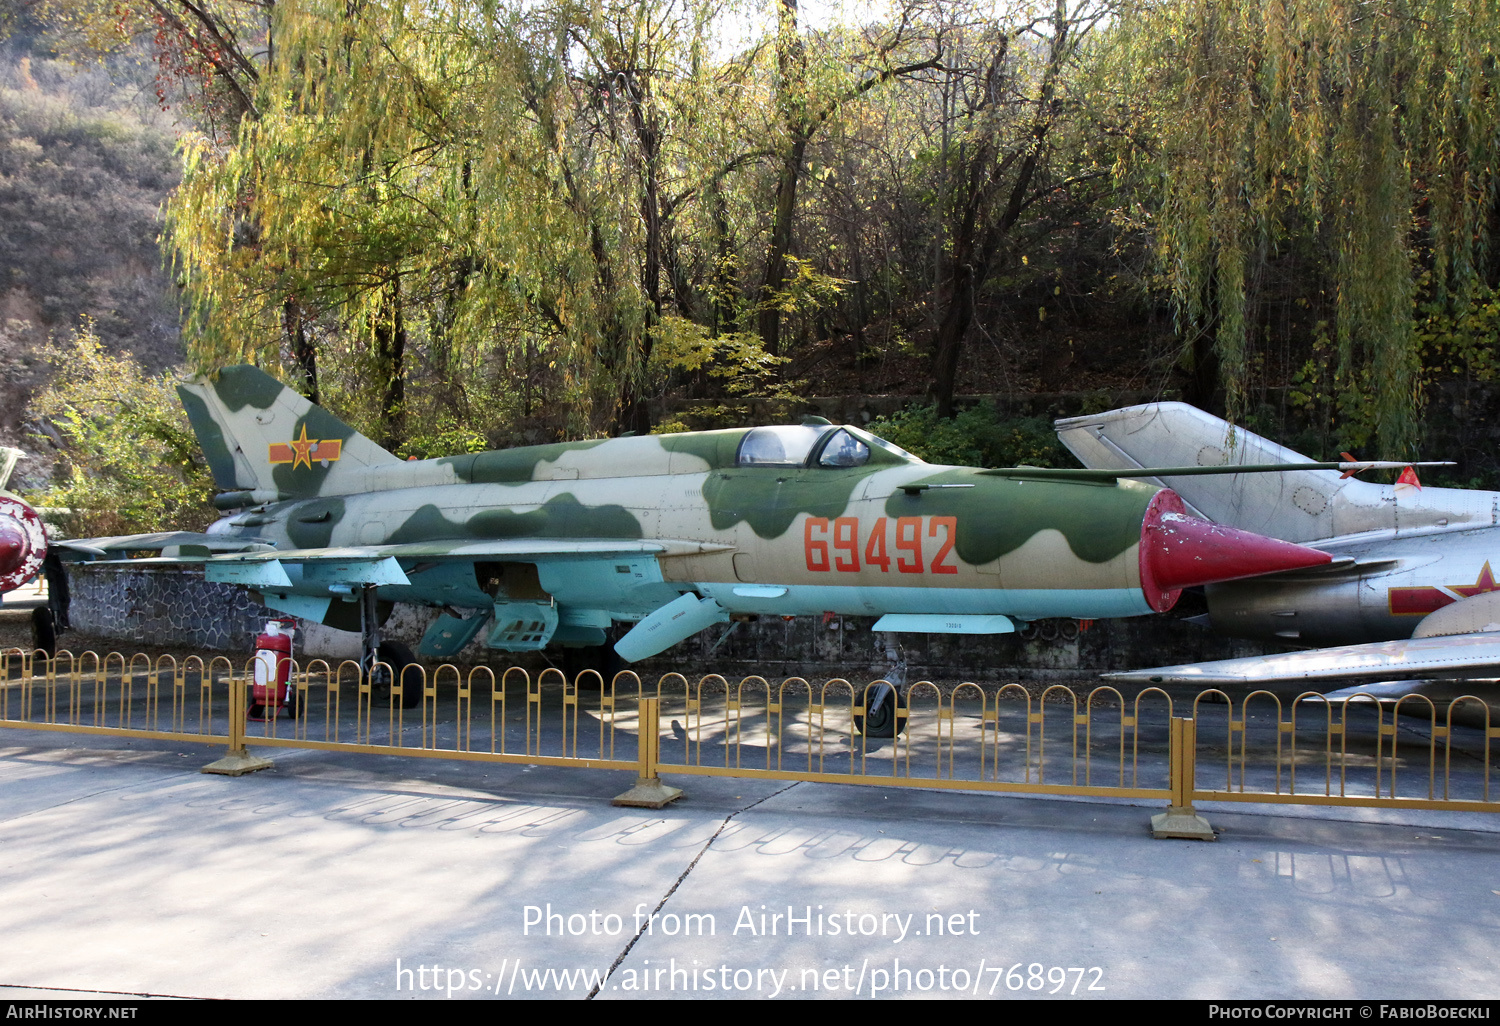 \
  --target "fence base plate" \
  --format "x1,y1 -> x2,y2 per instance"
202,747 -> 274,777
1152,806 -> 1216,840
613,776 -> 683,809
